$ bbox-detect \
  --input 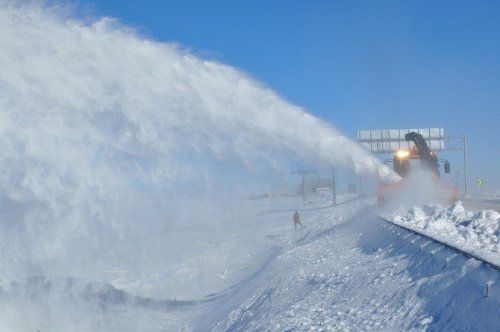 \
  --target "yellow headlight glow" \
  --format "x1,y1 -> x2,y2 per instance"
396,149 -> 410,159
